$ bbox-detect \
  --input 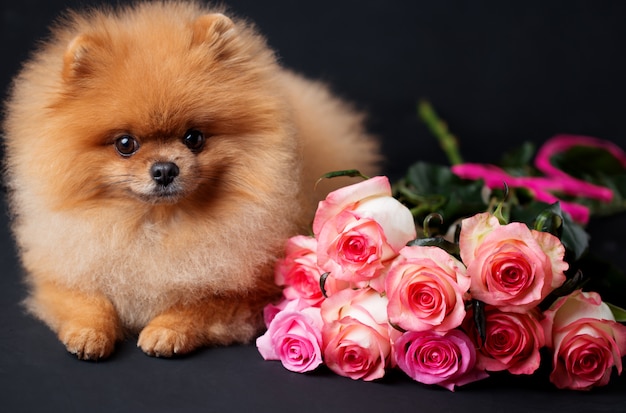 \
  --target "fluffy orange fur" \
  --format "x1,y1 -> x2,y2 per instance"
2,1 -> 379,359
